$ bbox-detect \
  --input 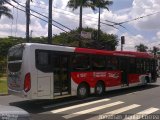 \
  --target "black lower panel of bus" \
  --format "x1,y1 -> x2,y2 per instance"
122,72 -> 129,86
